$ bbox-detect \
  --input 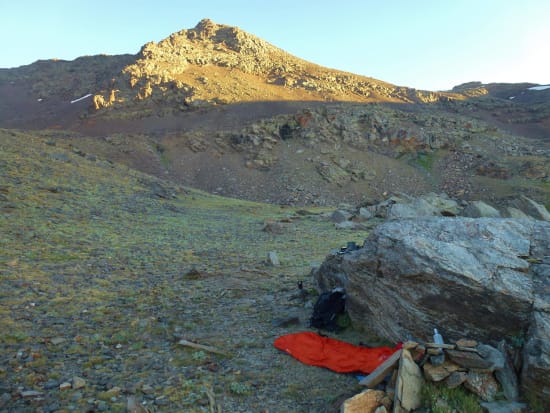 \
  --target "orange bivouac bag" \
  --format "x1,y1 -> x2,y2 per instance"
274,331 -> 401,374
